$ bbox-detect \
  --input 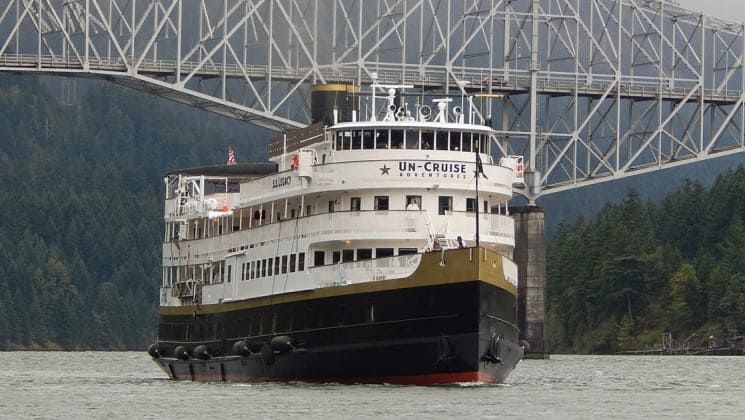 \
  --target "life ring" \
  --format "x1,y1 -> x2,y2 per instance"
292,154 -> 299,169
